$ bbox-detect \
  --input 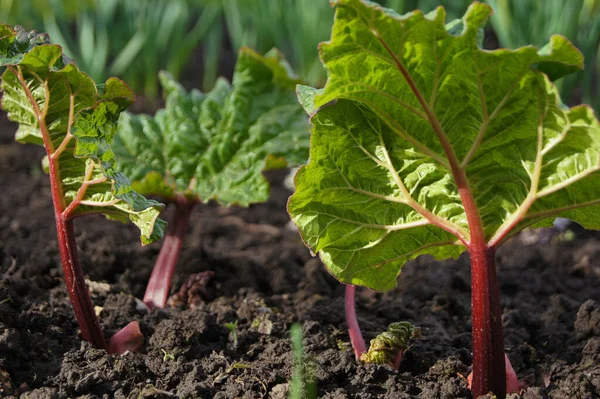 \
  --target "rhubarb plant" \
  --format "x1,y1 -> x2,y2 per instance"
114,48 -> 310,309
0,24 -> 165,353
288,1 -> 600,398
